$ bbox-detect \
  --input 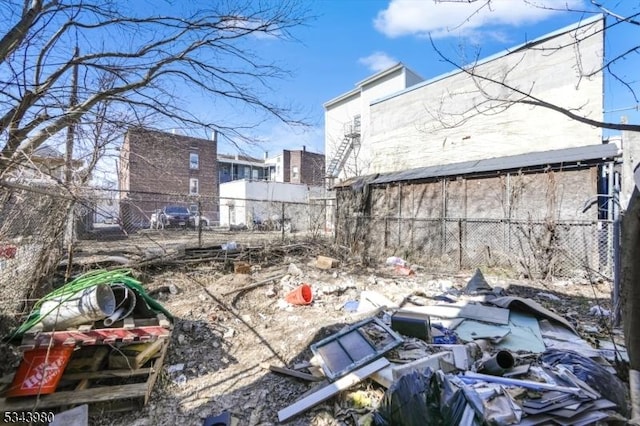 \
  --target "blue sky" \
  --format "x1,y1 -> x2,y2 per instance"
213,0 -> 640,157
